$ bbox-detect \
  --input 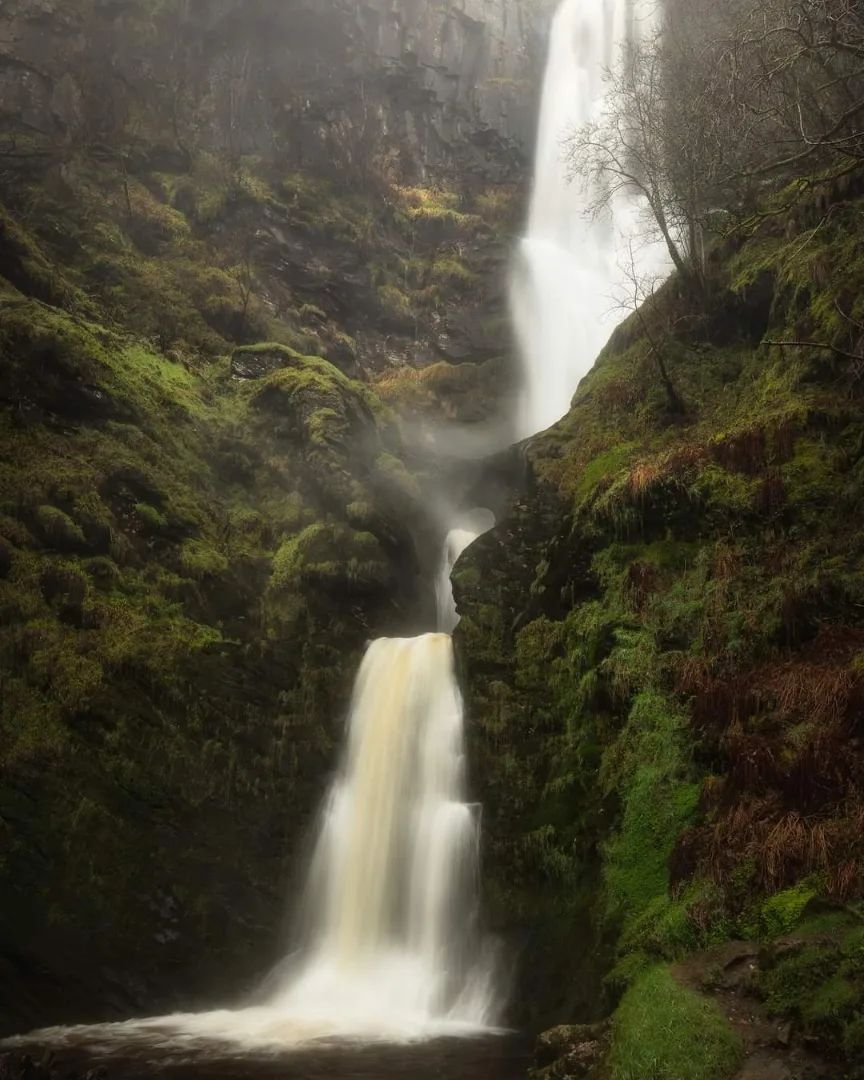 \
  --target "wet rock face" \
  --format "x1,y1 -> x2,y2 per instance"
533,1022 -> 611,1078
351,0 -> 546,166
0,0 -> 553,186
